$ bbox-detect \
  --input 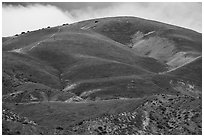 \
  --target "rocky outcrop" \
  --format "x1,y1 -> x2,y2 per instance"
70,94 -> 201,135
2,108 -> 42,135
